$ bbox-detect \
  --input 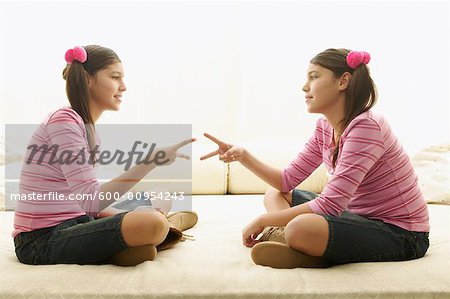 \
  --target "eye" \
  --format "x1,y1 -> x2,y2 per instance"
112,76 -> 120,79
